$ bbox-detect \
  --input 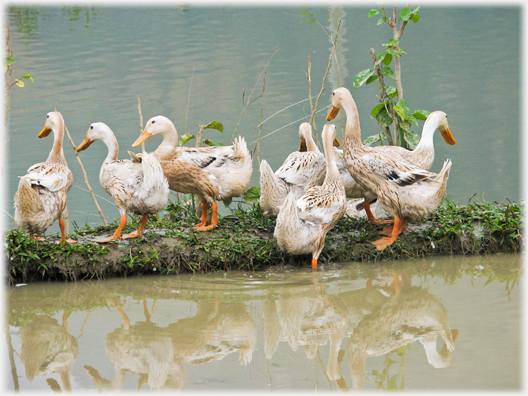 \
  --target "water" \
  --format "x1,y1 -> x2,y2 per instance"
5,254 -> 521,392
3,5 -> 521,235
